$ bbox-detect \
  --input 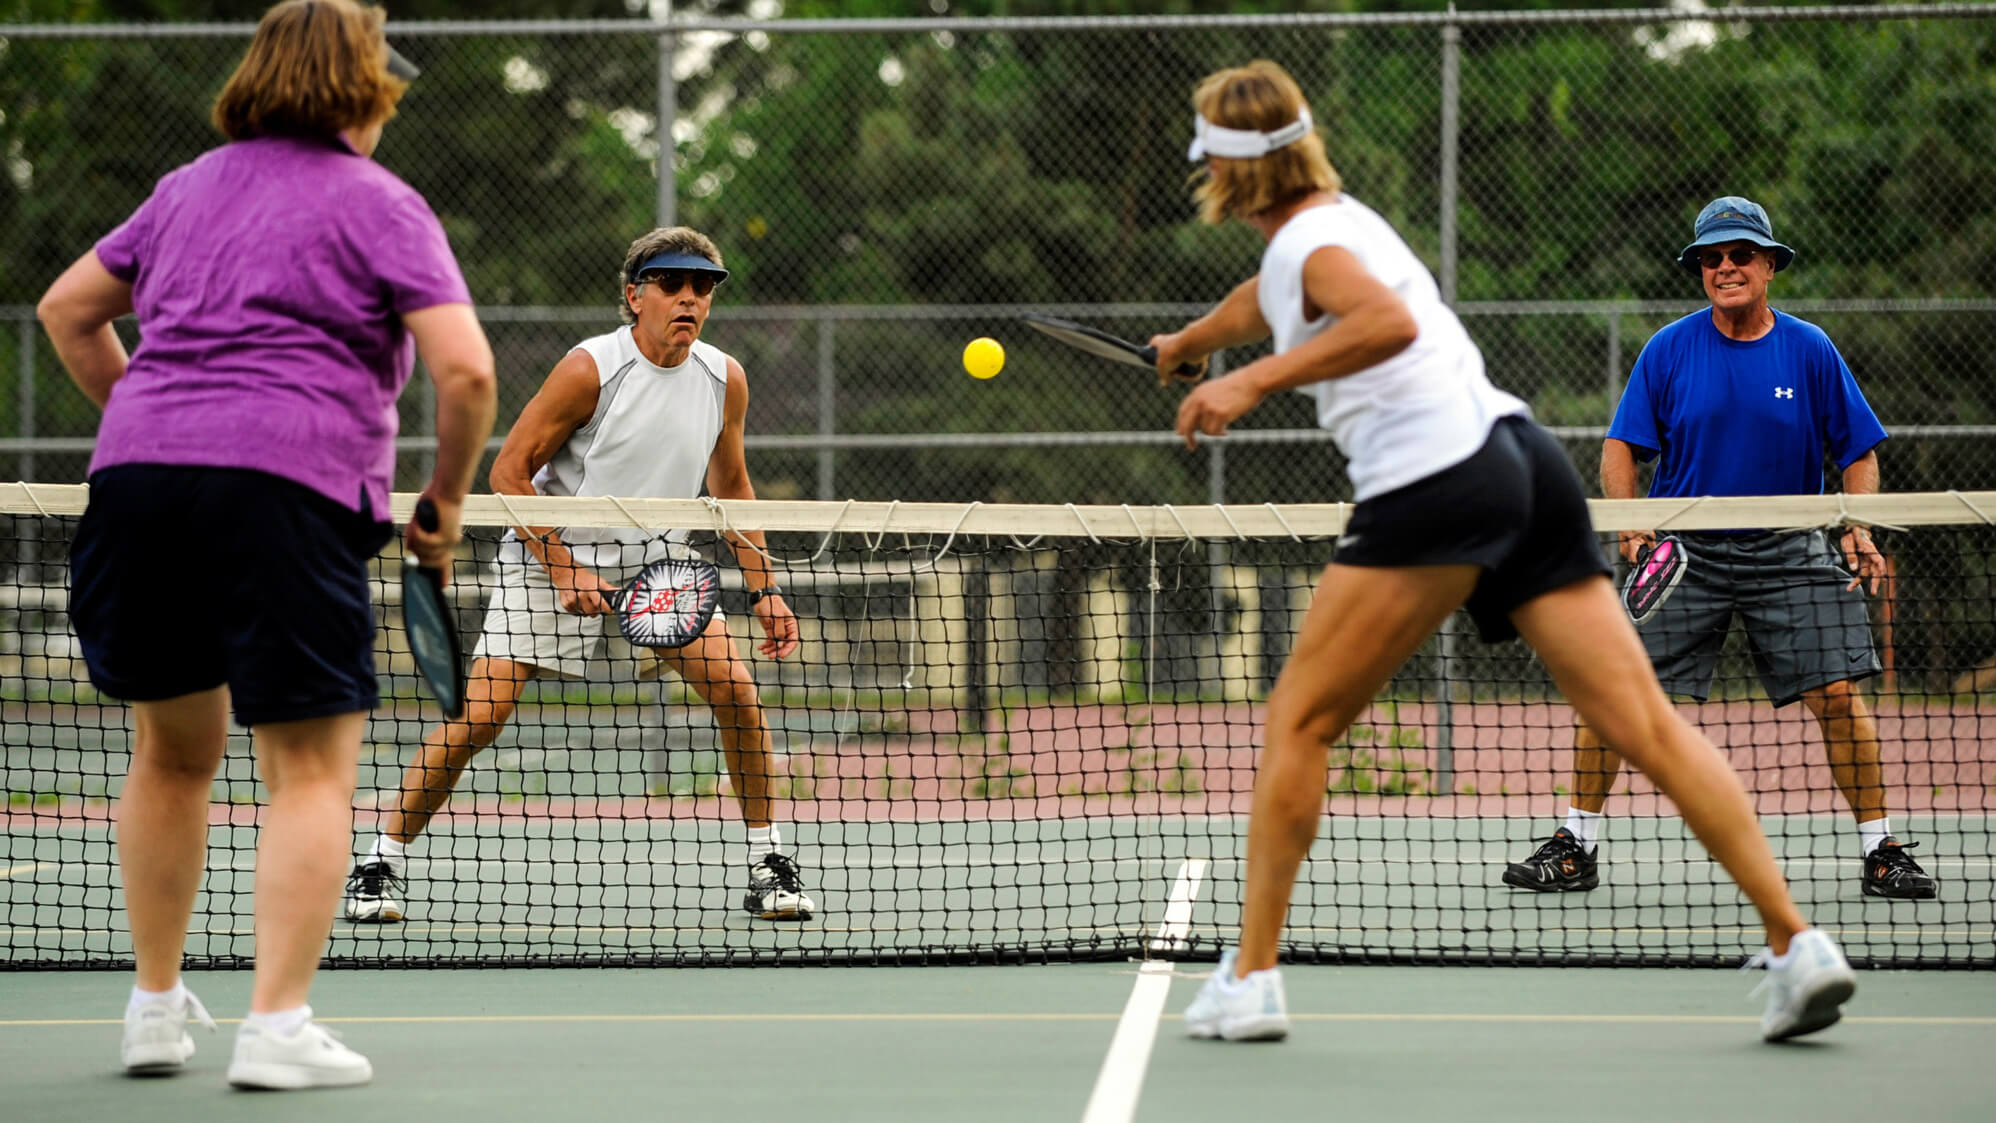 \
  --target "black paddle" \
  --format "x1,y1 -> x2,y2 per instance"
401,497 -> 466,719
1022,314 -> 1207,380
